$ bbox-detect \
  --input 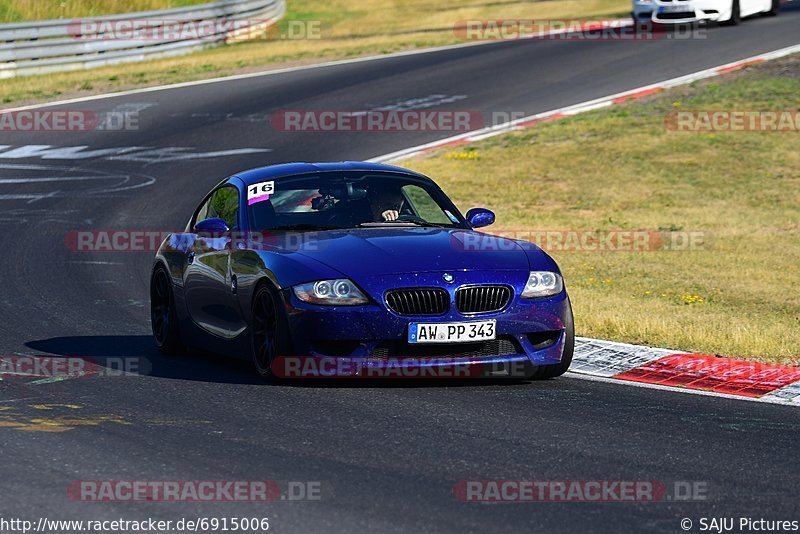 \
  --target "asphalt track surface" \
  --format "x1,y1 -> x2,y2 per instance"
1,9 -> 800,532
